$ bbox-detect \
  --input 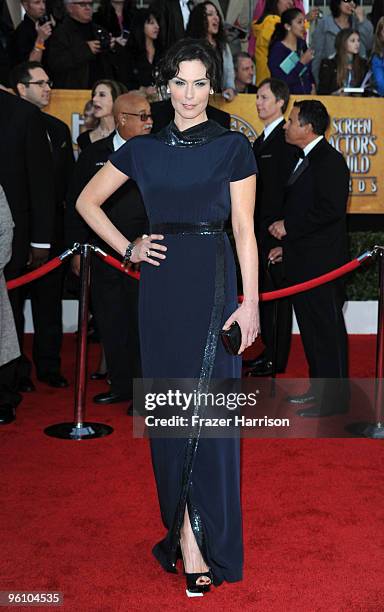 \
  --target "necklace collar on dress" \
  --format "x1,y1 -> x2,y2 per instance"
156,119 -> 227,147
